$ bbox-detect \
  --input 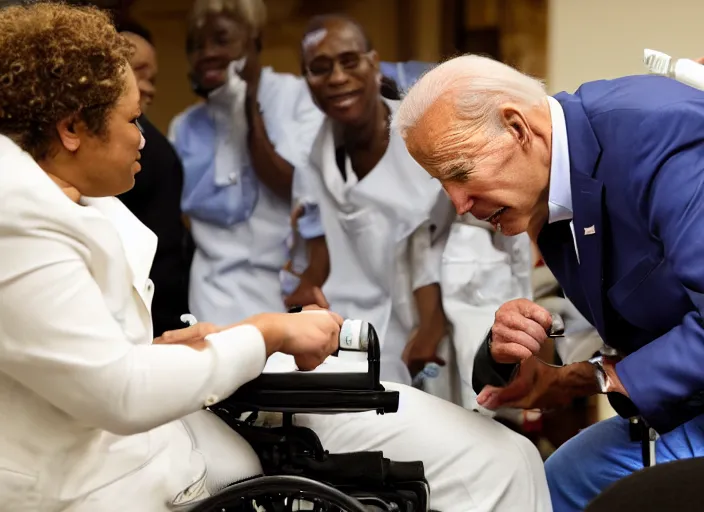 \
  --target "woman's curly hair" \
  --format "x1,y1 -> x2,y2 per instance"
0,2 -> 133,160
